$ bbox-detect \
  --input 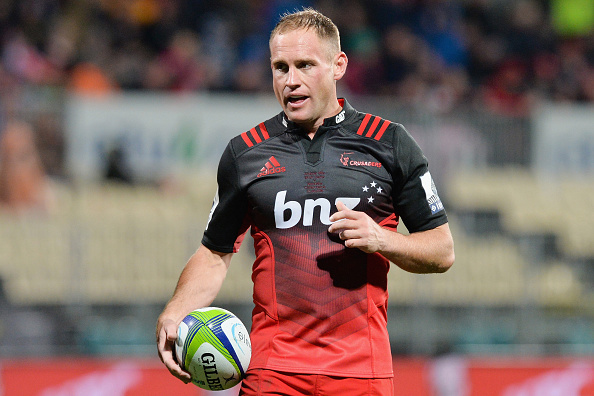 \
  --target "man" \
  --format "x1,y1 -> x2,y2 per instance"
157,8 -> 454,396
